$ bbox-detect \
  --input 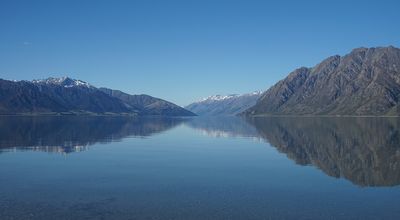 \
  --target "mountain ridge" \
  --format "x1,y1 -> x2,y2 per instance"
100,88 -> 196,116
0,77 -> 196,116
243,46 -> 400,116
